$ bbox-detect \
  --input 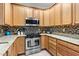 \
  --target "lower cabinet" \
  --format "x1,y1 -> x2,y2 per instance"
57,40 -> 79,56
7,36 -> 25,56
48,37 -> 57,56
41,35 -> 79,56
41,35 -> 49,50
